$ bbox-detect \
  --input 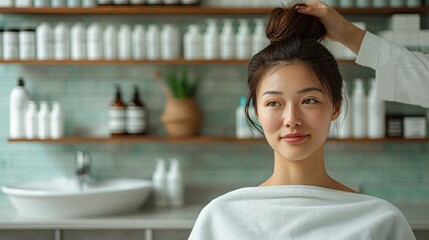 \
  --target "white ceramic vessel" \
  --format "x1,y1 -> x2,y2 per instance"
2,178 -> 152,218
